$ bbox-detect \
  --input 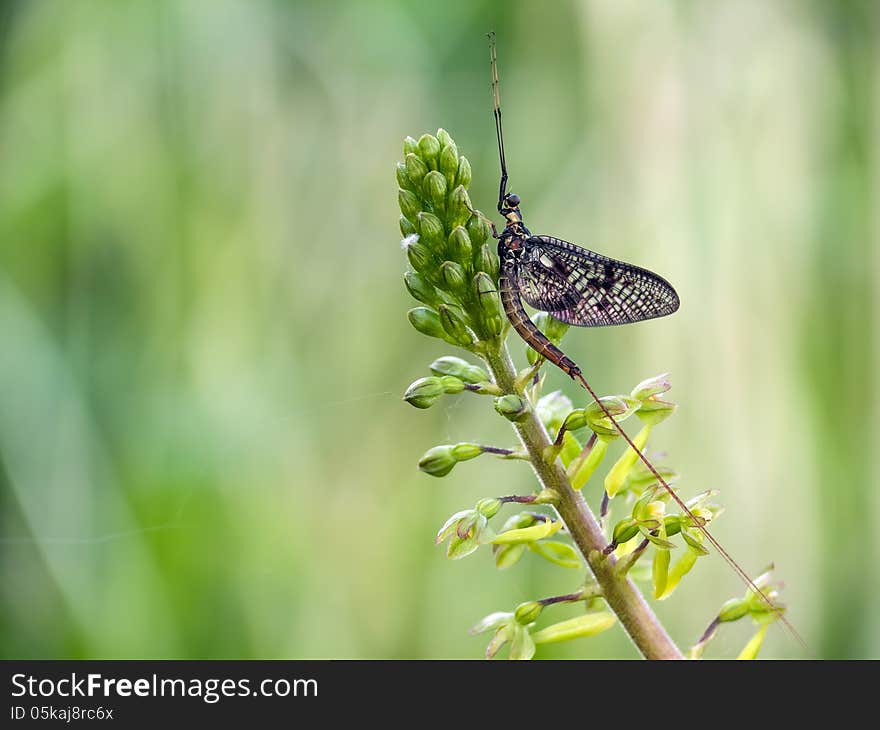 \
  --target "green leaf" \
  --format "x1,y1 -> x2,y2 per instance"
568,437 -> 609,490
653,548 -> 670,599
491,519 -> 561,545
657,548 -> 698,600
605,424 -> 651,497
528,540 -> 581,569
531,612 -> 617,645
736,625 -> 769,660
